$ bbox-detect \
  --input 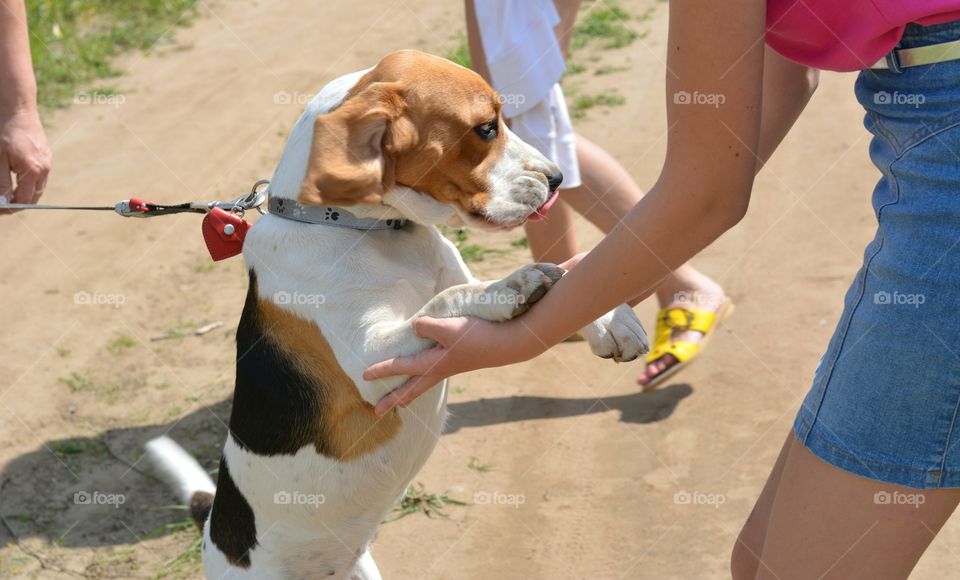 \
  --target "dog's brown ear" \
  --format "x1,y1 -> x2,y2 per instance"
299,82 -> 406,207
